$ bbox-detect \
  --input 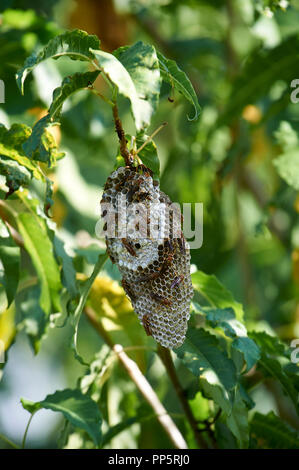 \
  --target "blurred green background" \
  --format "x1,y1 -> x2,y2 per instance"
0,0 -> 299,448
